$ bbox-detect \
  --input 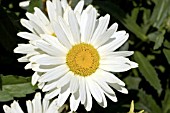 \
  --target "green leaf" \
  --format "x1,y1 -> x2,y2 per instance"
147,30 -> 165,49
0,75 -> 37,102
136,90 -> 161,113
94,1 -> 147,41
149,0 -> 170,28
163,40 -> 170,49
163,49 -> 170,65
134,51 -> 162,95
28,0 -> 43,13
124,76 -> 141,90
162,89 -> 170,113
153,31 -> 165,49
